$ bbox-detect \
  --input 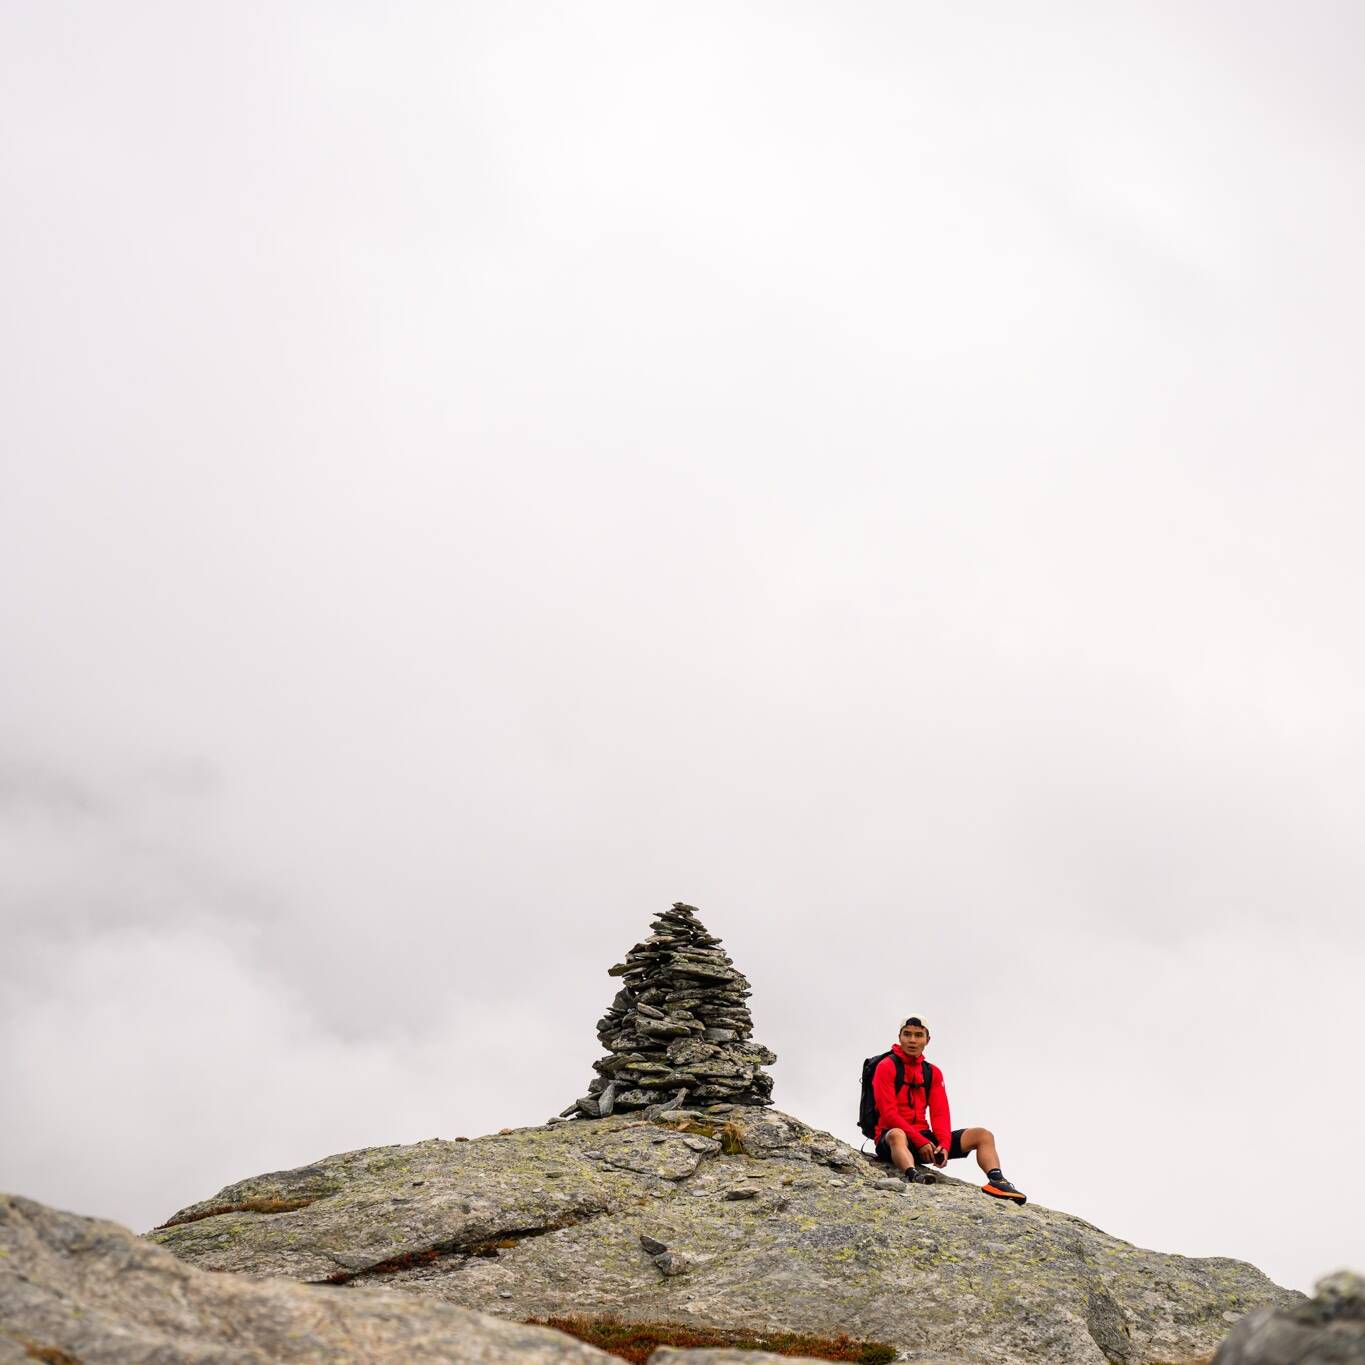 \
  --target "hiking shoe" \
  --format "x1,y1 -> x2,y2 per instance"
905,1167 -> 937,1185
982,1178 -> 1026,1204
